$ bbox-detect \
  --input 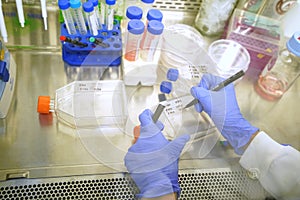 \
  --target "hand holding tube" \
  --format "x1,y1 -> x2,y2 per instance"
190,73 -> 259,154
124,109 -> 190,199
